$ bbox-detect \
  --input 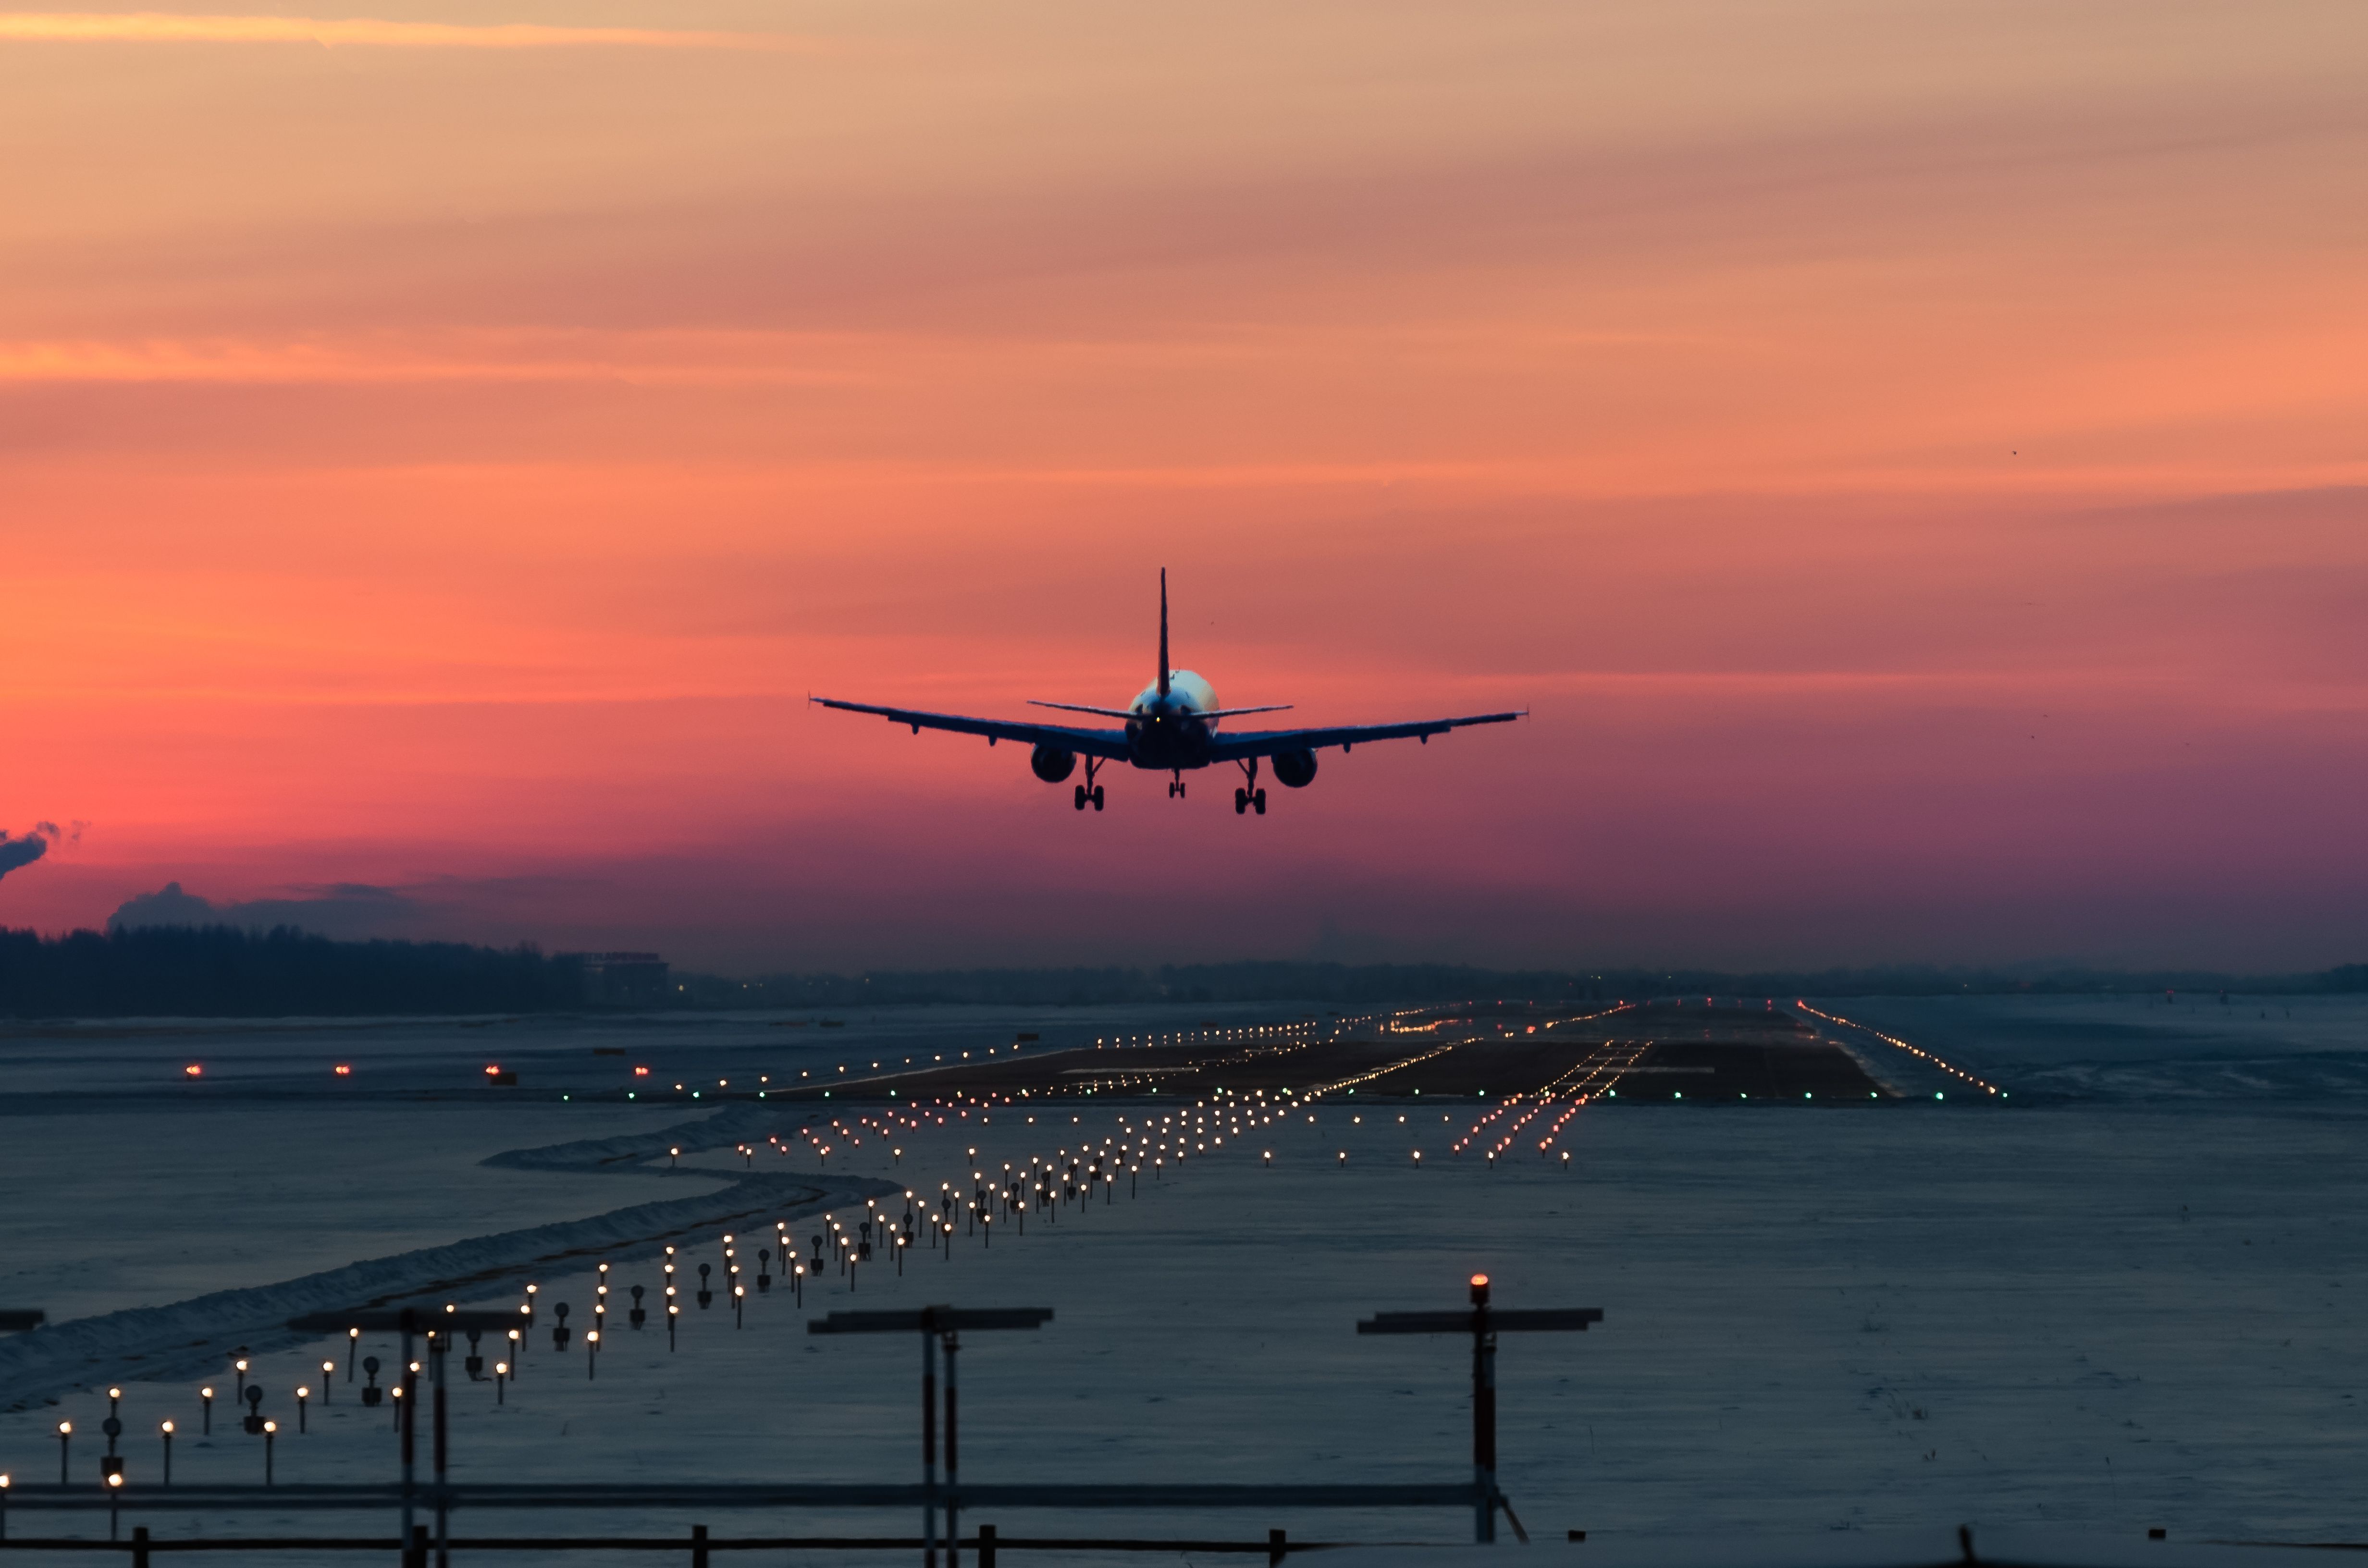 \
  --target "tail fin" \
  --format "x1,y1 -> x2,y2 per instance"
1157,567 -> 1171,698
